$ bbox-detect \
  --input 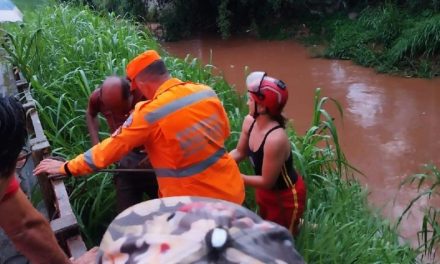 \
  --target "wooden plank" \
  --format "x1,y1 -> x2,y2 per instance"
66,236 -> 87,259
16,69 -> 87,258
23,88 -> 56,217
50,214 -> 78,234
26,107 -> 48,147
52,180 -> 74,217
15,80 -> 28,90
0,55 -> 17,96
31,152 -> 56,218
